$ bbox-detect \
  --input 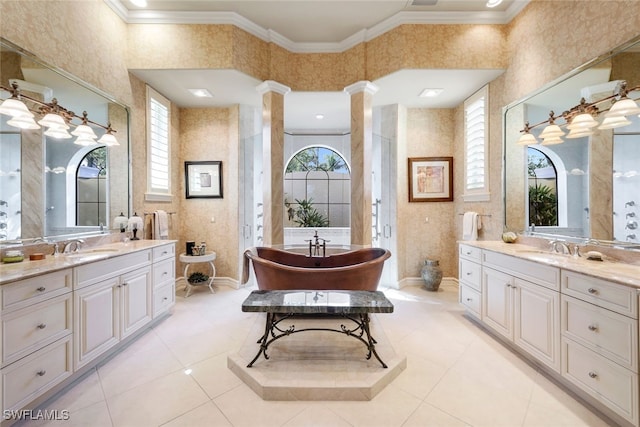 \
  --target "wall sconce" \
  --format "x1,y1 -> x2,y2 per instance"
518,81 -> 640,145
0,82 -> 118,147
